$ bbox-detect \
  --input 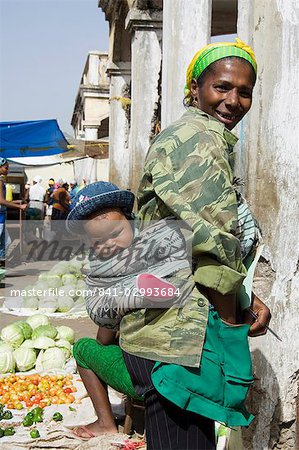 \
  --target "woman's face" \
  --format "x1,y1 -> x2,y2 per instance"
0,163 -> 9,176
191,58 -> 255,130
